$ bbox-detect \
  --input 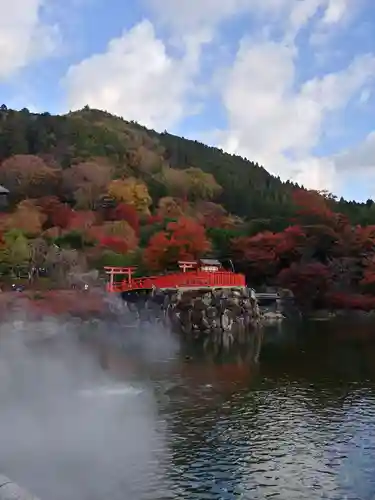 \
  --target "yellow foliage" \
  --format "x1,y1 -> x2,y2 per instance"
184,167 -> 222,200
161,167 -> 222,201
107,178 -> 152,215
